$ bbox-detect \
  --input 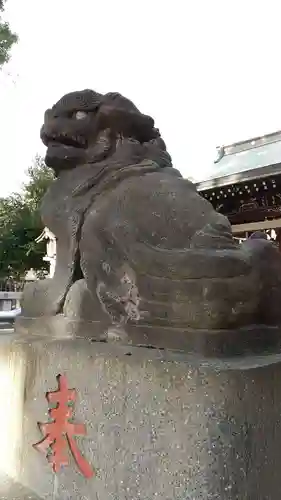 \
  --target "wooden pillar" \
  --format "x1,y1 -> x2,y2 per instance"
275,229 -> 281,251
